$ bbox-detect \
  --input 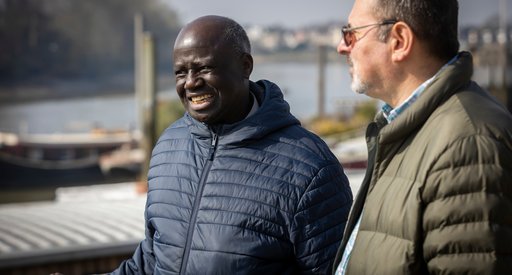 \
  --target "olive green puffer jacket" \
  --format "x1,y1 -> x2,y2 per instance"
333,52 -> 512,274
